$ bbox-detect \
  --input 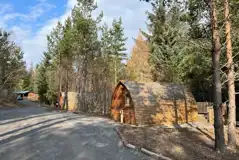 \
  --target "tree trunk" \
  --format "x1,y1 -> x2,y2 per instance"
63,69 -> 69,110
224,0 -> 237,149
58,67 -> 63,110
0,63 -> 3,86
59,51 -> 62,94
76,63 -> 80,112
59,67 -> 63,93
210,0 -> 225,152
79,54 -> 88,112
